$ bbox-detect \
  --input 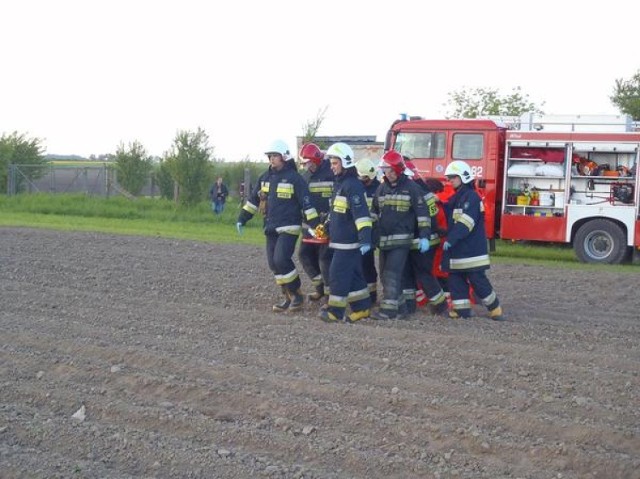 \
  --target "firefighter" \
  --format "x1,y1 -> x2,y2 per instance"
442,160 -> 504,321
402,160 -> 448,316
320,142 -> 373,323
236,140 -> 319,313
298,142 -> 335,302
355,158 -> 380,304
370,150 -> 431,320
